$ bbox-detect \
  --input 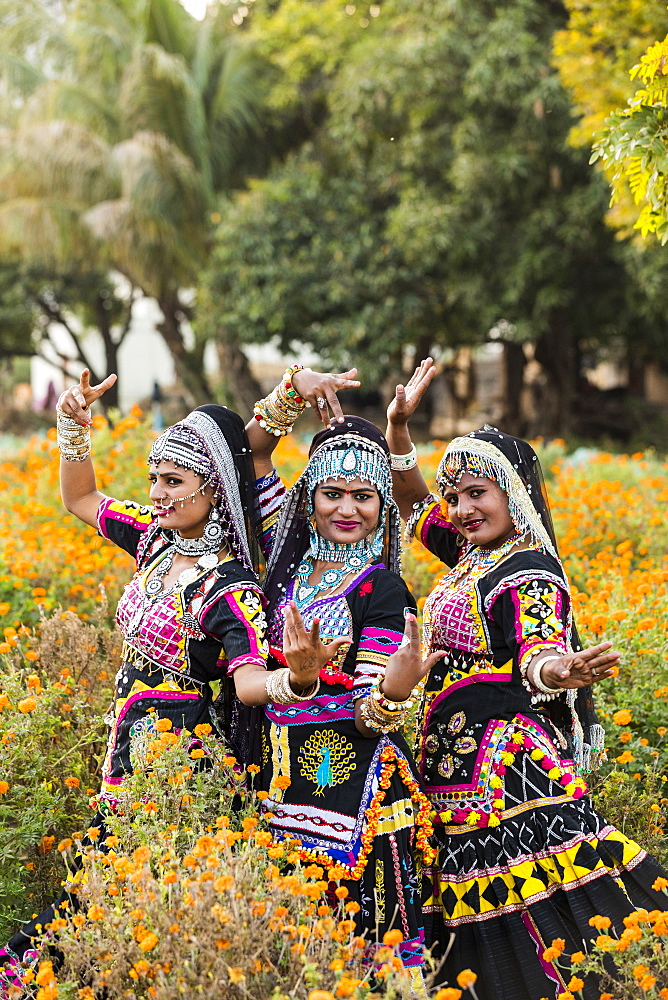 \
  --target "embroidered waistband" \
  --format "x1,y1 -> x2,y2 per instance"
120,642 -> 205,688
